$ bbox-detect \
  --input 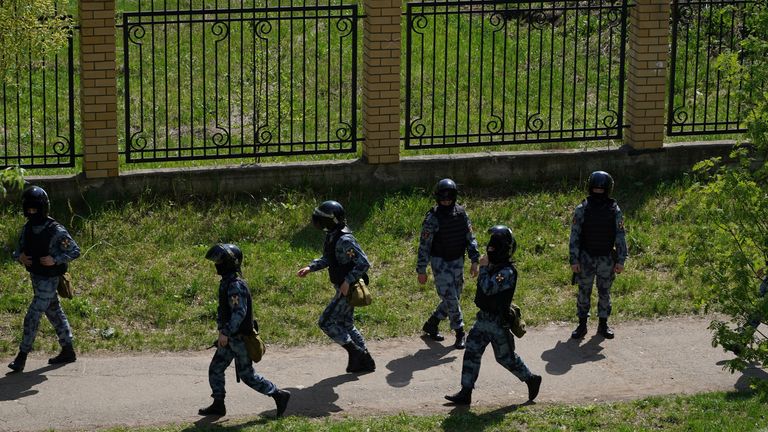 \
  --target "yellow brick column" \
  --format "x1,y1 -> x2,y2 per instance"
362,0 -> 401,164
625,0 -> 670,151
79,0 -> 119,178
